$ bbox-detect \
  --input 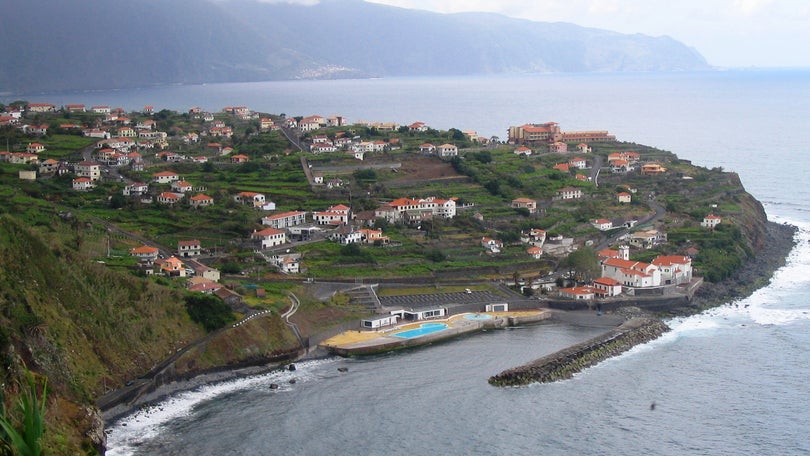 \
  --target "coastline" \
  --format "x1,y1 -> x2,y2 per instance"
101,219 -> 798,425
